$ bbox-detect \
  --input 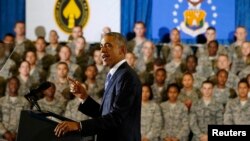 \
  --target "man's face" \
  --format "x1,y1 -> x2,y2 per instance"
241,42 -> 250,57
186,57 -> 197,72
155,70 -> 166,84
235,27 -> 247,42
59,47 -> 71,61
172,45 -> 183,59
25,52 -> 37,65
57,64 -> 68,78
170,30 -> 180,43
43,86 -> 55,98
4,36 -> 15,44
217,56 -> 230,70
217,71 -> 228,86
100,35 -> 125,68
134,23 -> 146,38
205,29 -> 216,43
8,79 -> 19,95
201,83 -> 213,98
35,39 -> 46,52
14,23 -> 25,36
72,27 -> 83,39
49,31 -> 59,44
238,83 -> 249,99
142,41 -> 154,58
208,42 -> 218,56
